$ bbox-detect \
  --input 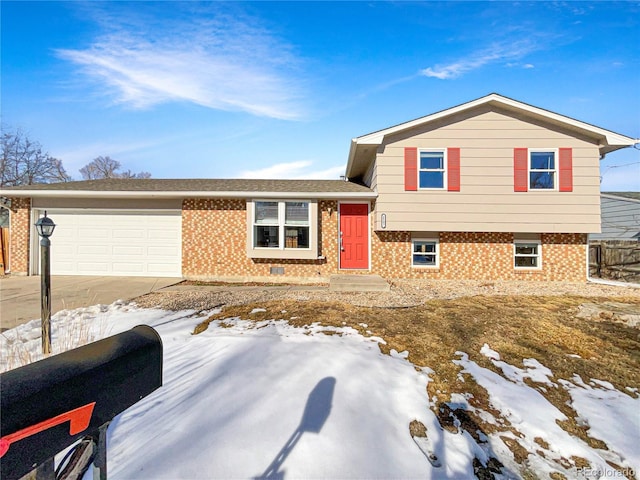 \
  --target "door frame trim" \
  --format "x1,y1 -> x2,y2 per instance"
337,201 -> 371,271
